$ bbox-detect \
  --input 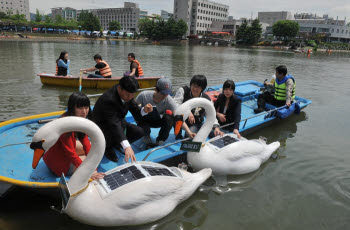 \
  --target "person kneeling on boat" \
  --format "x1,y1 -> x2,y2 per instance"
127,53 -> 144,77
254,65 -> 295,113
93,76 -> 152,163
42,93 -> 105,180
80,54 -> 112,78
56,51 -> 70,76
174,75 -> 224,139
215,80 -> 242,139
136,78 -> 177,147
